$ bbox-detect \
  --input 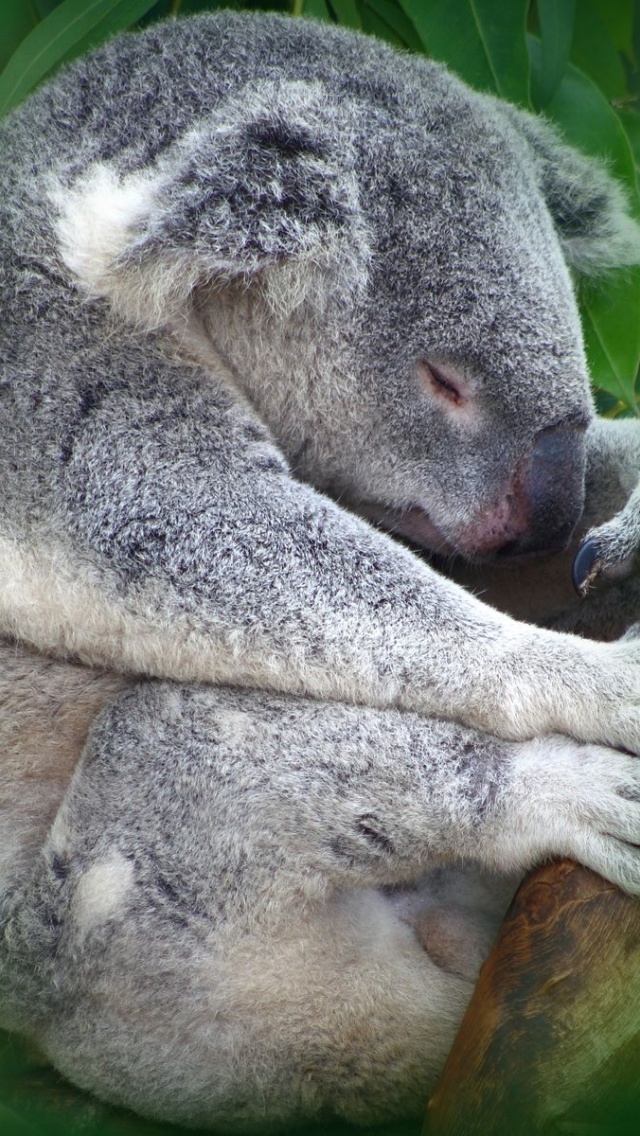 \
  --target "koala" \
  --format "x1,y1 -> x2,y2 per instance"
2,9 -> 640,1130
